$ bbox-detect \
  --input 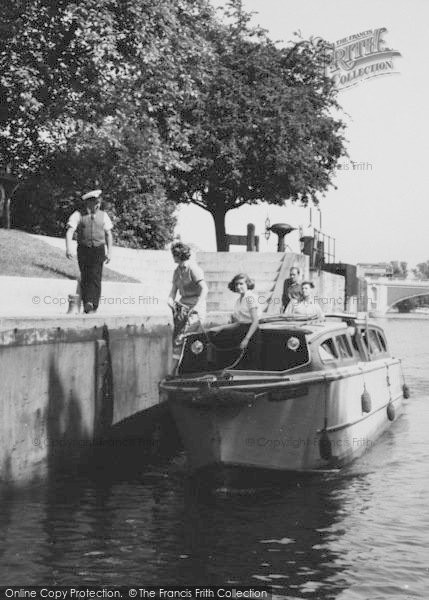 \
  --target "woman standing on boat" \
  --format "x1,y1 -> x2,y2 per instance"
168,242 -> 208,369
284,280 -> 325,321
228,273 -> 260,349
